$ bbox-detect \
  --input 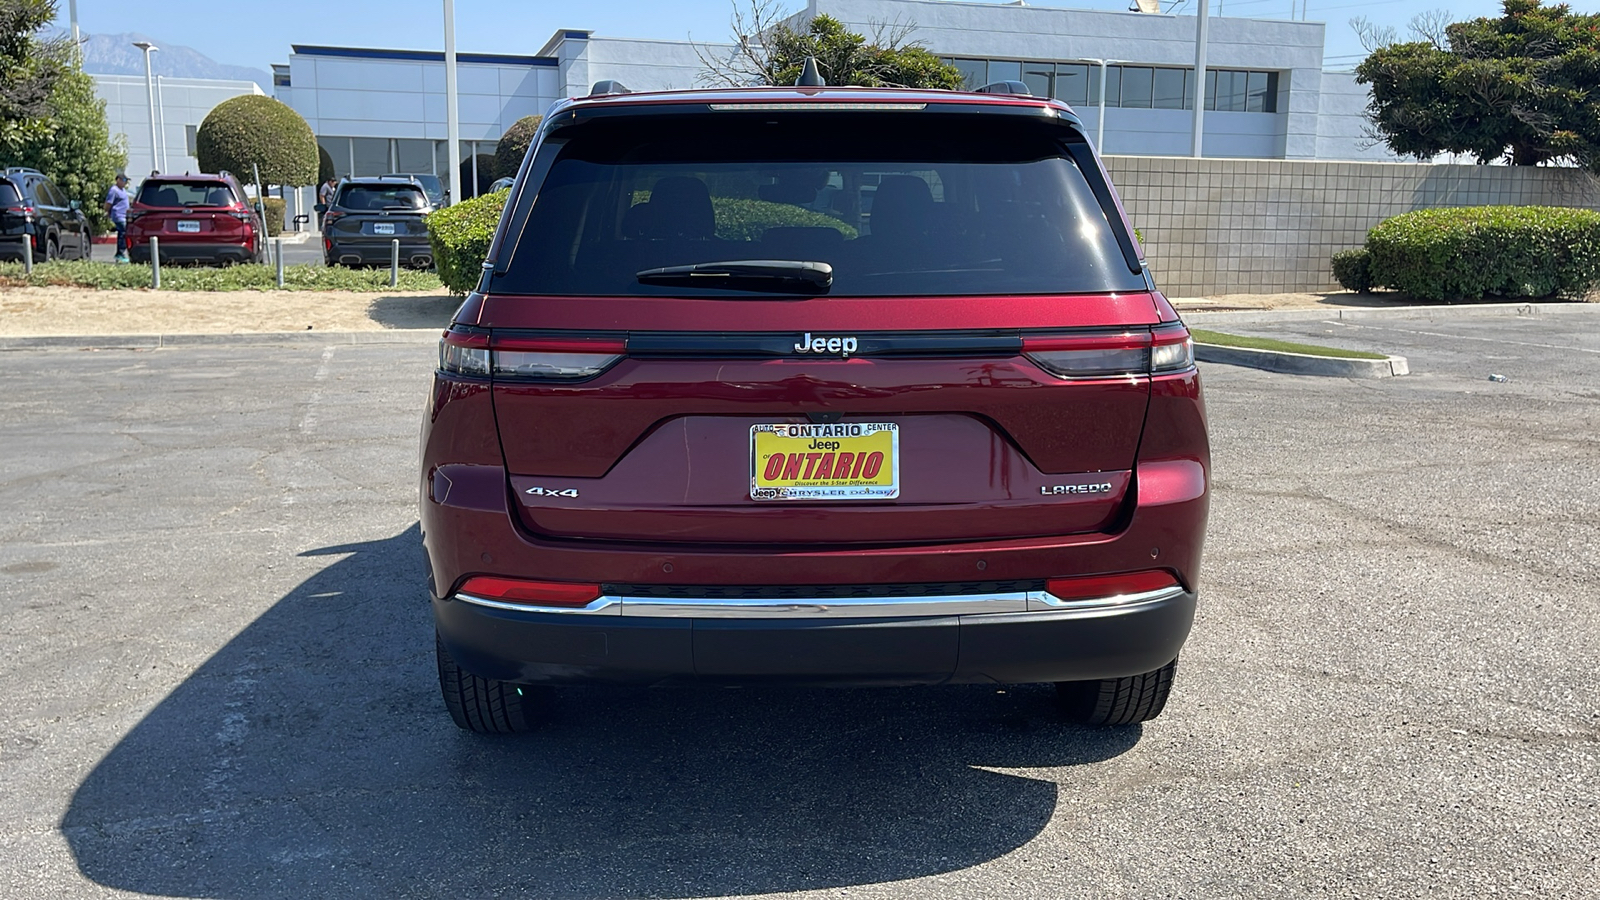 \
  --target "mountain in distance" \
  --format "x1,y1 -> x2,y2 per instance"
75,32 -> 271,93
